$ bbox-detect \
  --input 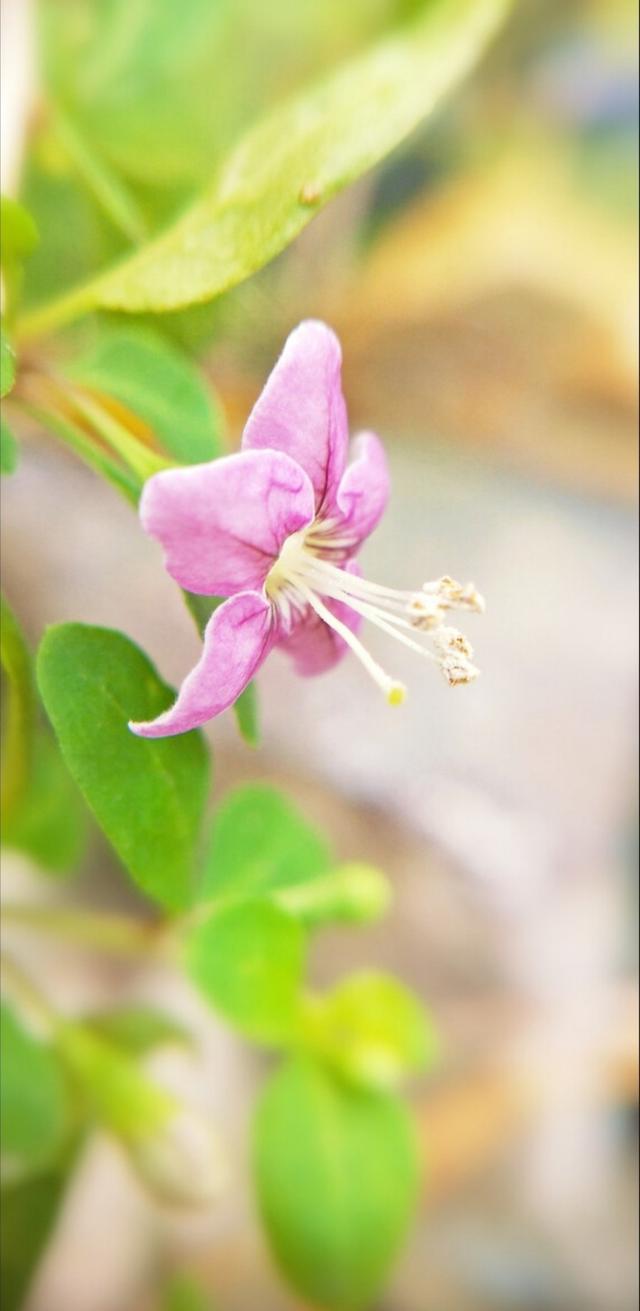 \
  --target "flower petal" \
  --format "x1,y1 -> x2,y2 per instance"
242,321 -> 348,514
139,450 -> 315,596
276,563 -> 363,676
130,592 -> 274,738
335,430 -> 389,547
